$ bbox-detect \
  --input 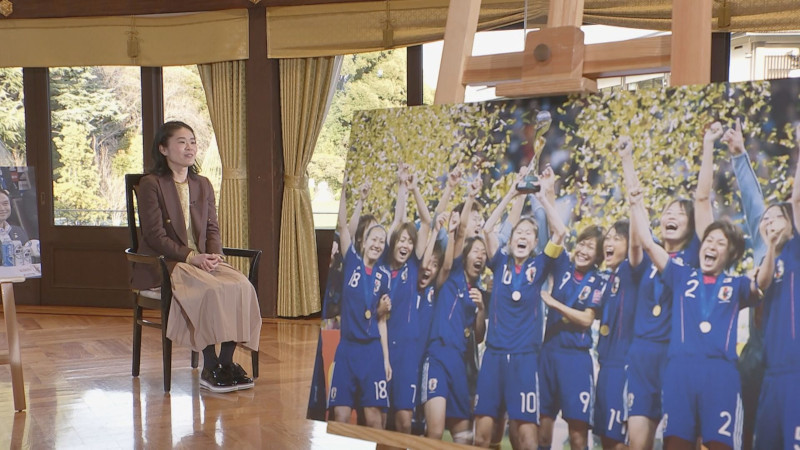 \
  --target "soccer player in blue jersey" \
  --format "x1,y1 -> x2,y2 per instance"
474,167 -> 566,450
538,222 -> 607,450
422,178 -> 488,445
382,164 -> 455,434
629,184 -> 779,450
593,218 -> 638,450
328,186 -> 393,429
618,135 -> 703,450
753,138 -> 800,449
